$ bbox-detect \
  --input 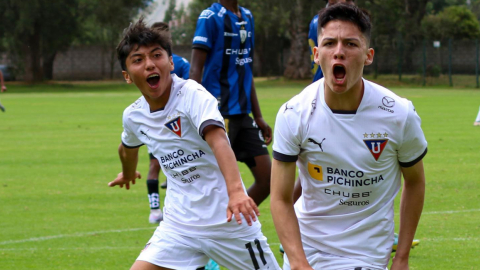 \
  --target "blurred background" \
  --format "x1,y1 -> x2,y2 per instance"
1,0 -> 480,87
